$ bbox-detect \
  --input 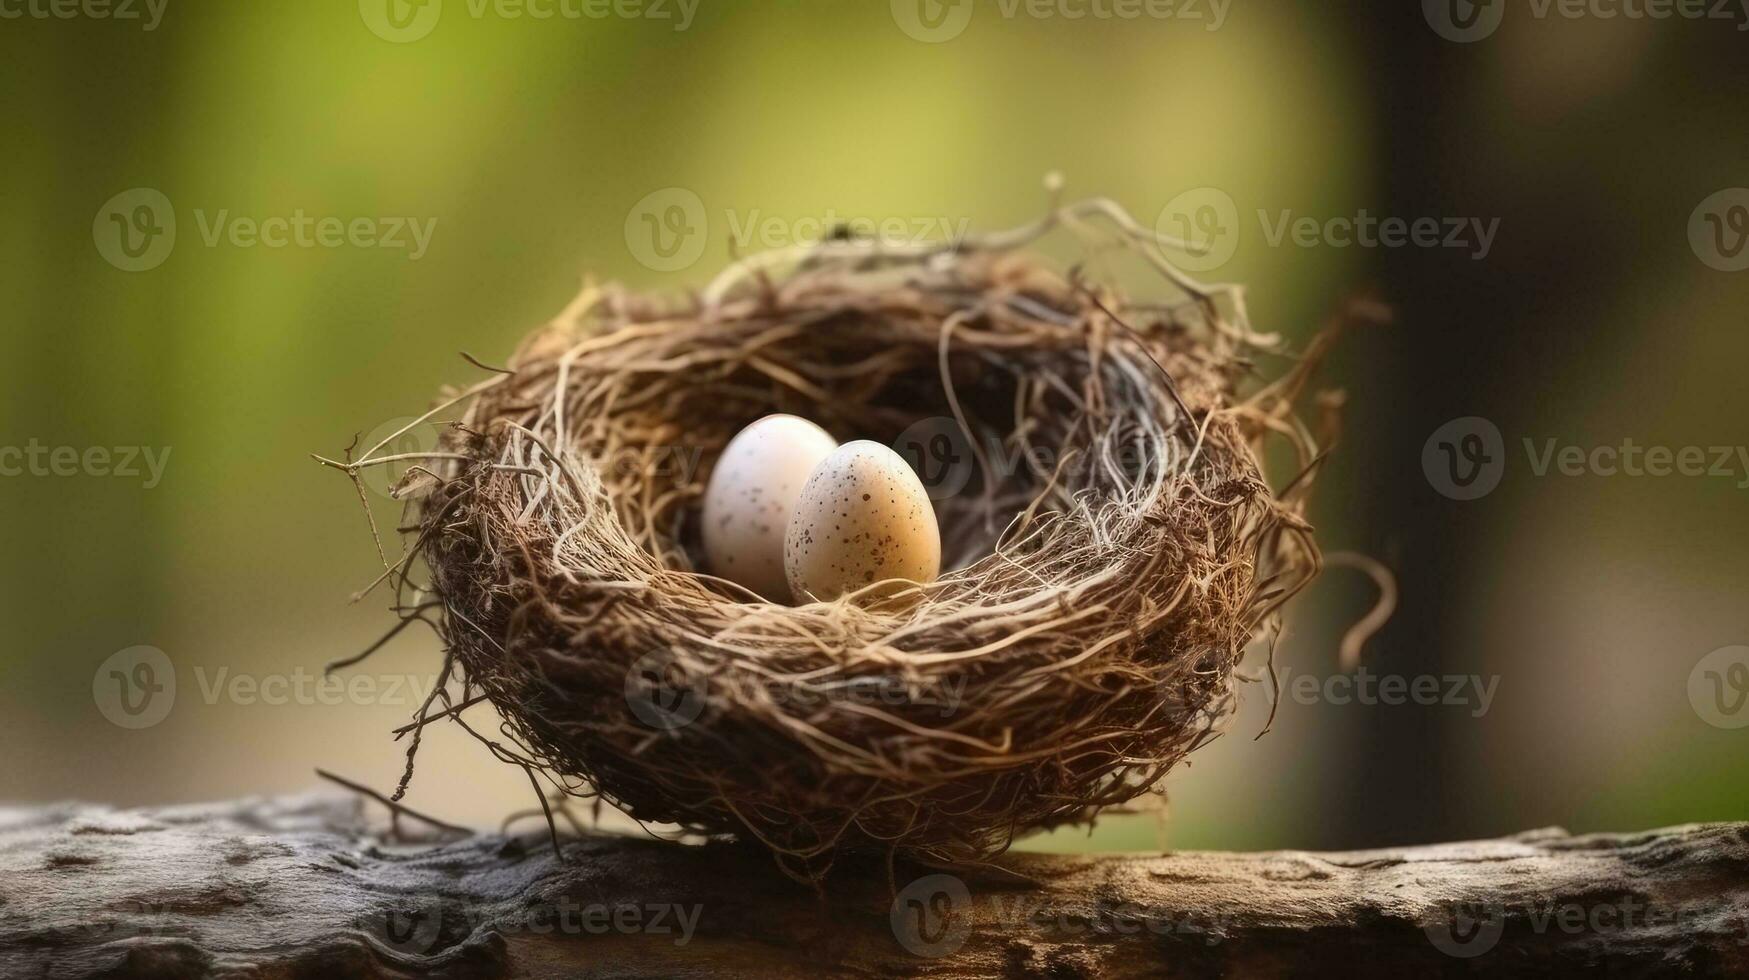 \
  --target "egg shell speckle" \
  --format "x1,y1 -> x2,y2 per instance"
784,440 -> 941,603
702,415 -> 838,602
